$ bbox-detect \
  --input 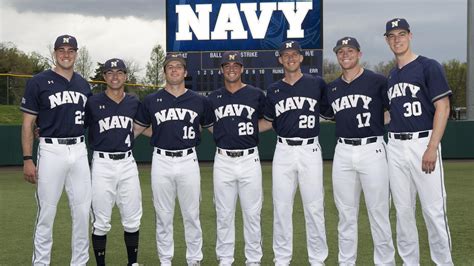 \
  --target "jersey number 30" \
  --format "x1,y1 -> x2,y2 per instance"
403,102 -> 422,117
